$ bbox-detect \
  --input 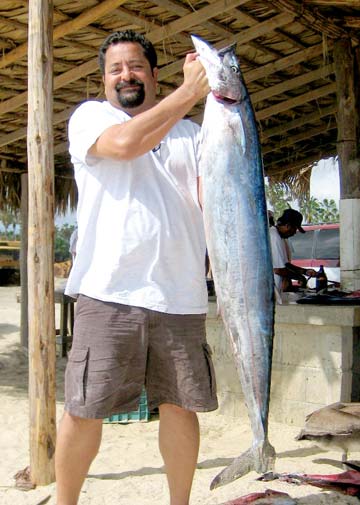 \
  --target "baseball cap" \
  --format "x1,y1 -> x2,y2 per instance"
279,209 -> 305,233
